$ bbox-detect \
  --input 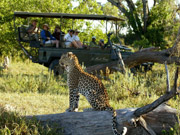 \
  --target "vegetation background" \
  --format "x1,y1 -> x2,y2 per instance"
0,0 -> 180,134
0,0 -> 179,57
